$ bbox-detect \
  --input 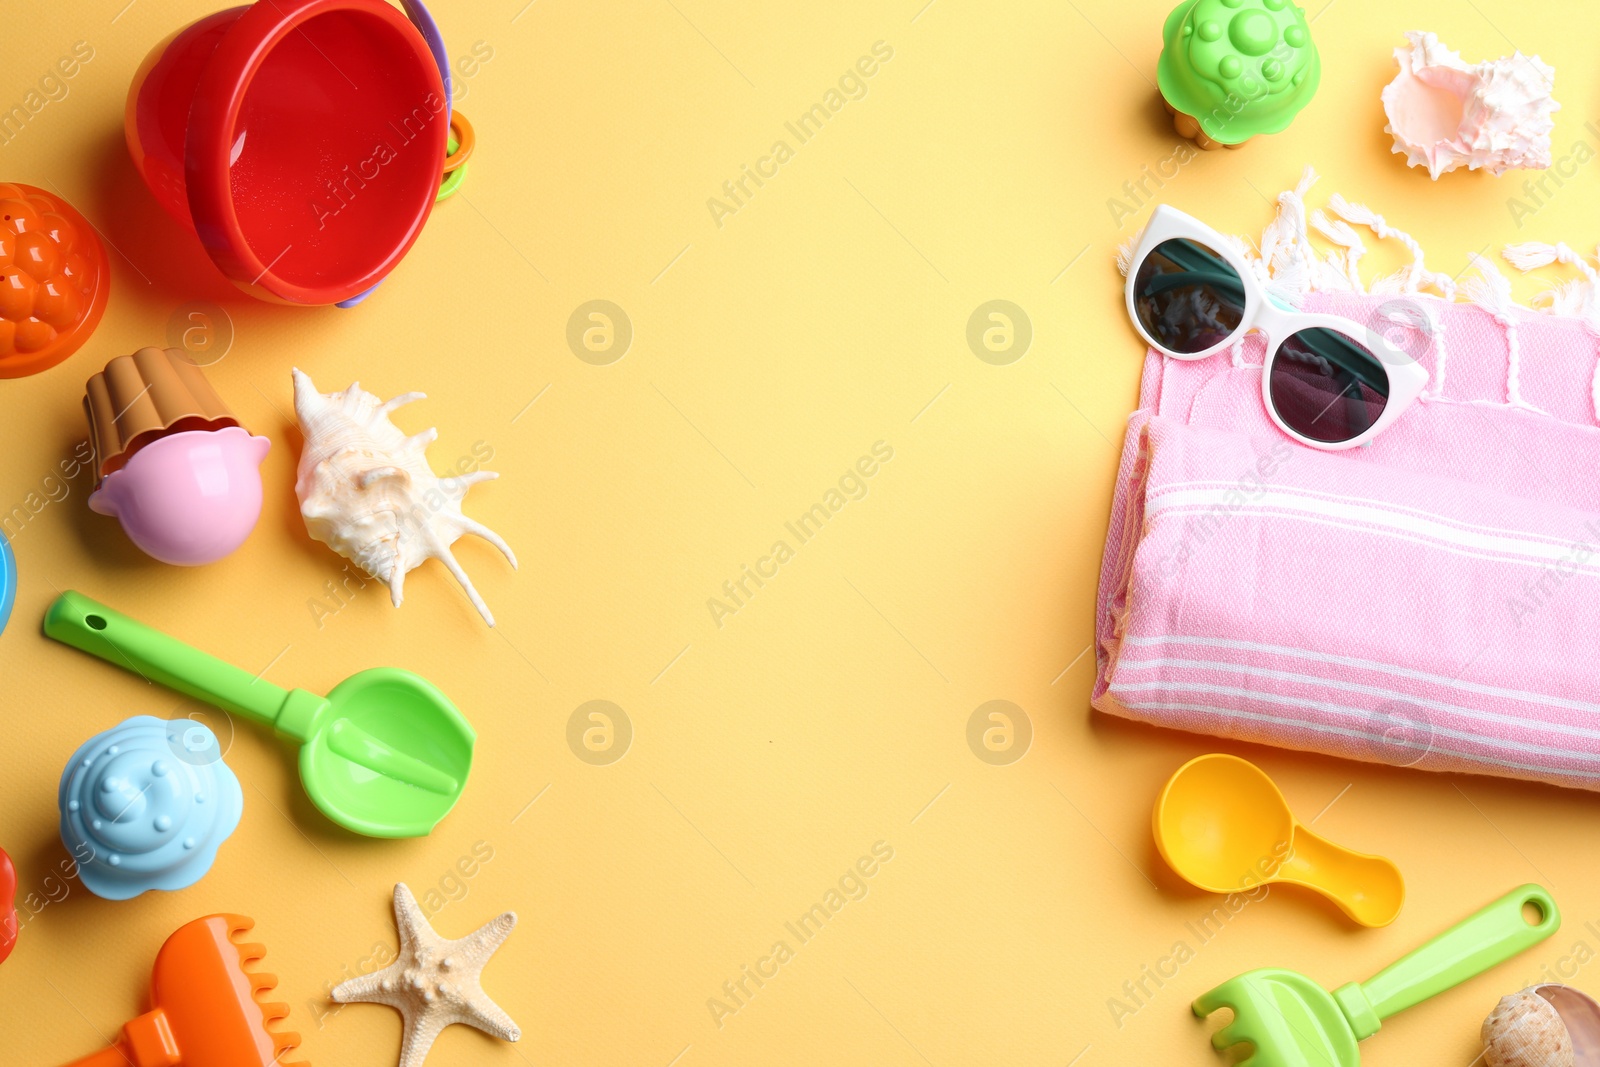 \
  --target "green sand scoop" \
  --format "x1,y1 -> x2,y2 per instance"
1195,885 -> 1558,1067
45,591 -> 473,839
1158,0 -> 1320,147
